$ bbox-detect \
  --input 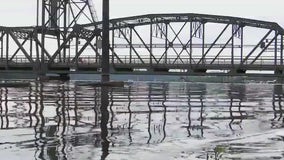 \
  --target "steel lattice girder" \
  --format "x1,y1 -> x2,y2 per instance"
81,13 -> 284,34
0,13 -> 283,74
